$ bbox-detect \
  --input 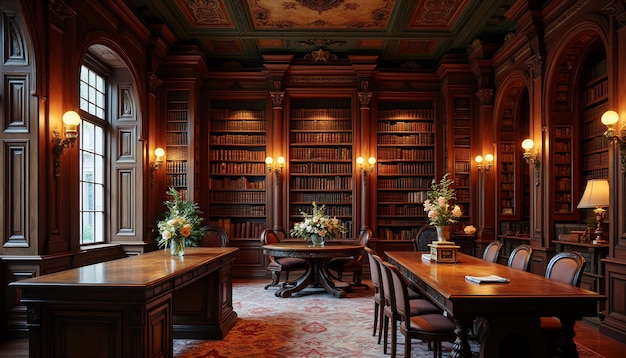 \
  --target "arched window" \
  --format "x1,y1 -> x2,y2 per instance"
79,64 -> 108,244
